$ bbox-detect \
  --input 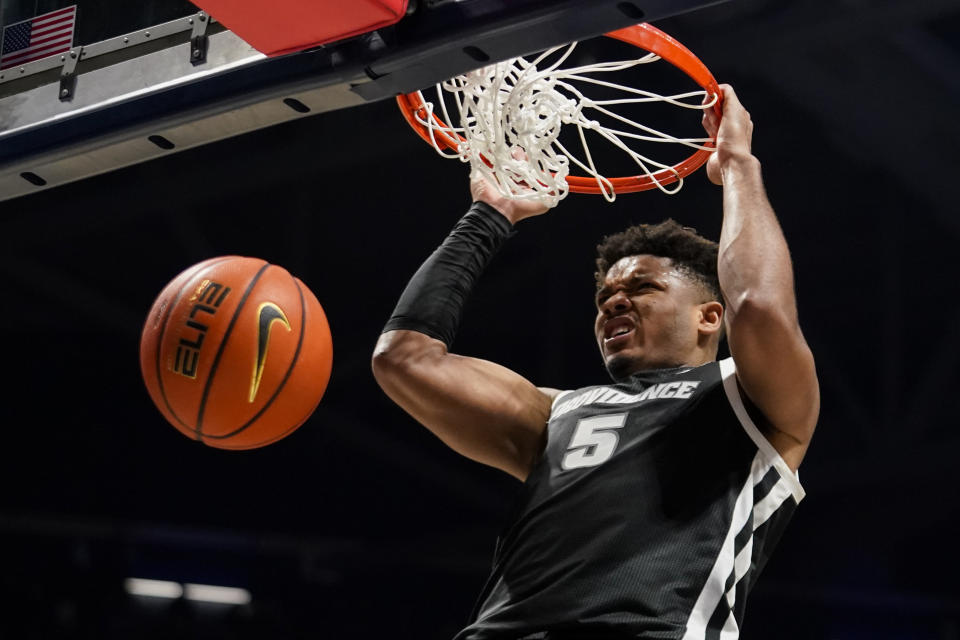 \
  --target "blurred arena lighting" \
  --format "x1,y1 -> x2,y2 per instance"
124,578 -> 251,604
124,578 -> 183,599
183,583 -> 252,605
